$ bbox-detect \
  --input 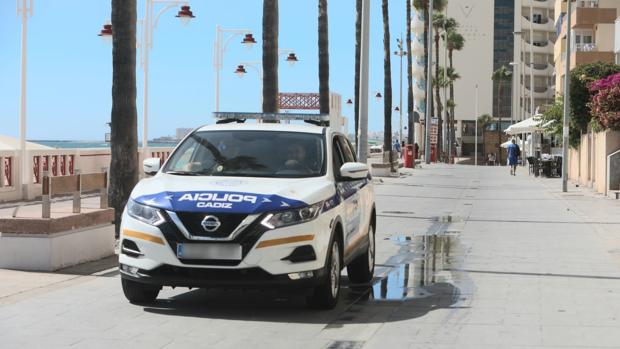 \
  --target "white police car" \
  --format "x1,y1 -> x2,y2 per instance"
119,113 -> 375,308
